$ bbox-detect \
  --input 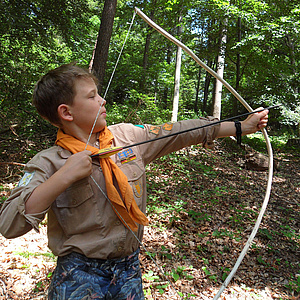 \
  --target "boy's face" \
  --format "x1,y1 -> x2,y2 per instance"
70,77 -> 107,135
